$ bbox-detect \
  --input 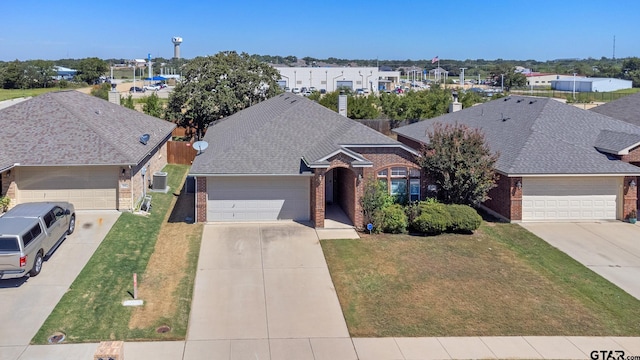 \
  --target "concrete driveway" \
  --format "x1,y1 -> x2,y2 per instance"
520,222 -> 640,300
187,223 -> 350,357
0,211 -> 120,349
